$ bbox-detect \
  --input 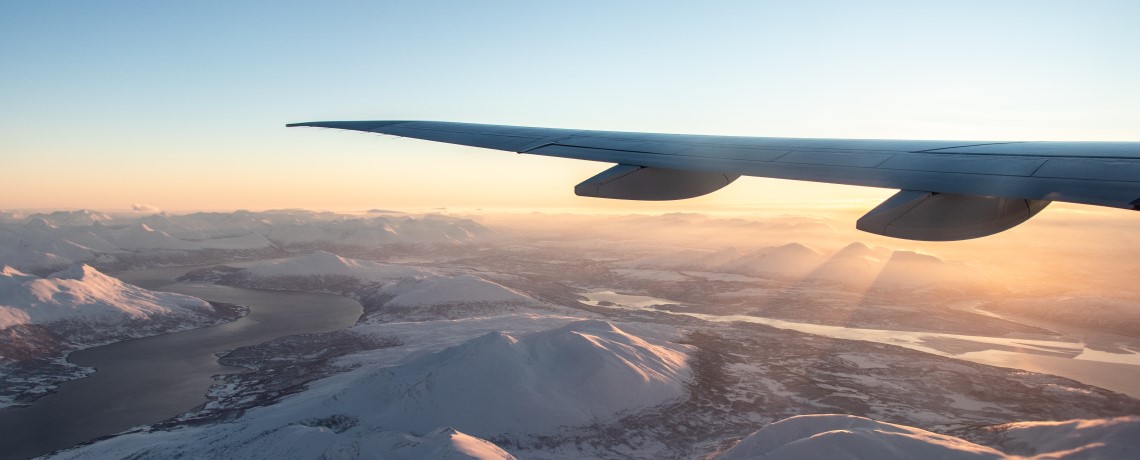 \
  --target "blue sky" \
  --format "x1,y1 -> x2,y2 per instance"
3,1 -> 1139,212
